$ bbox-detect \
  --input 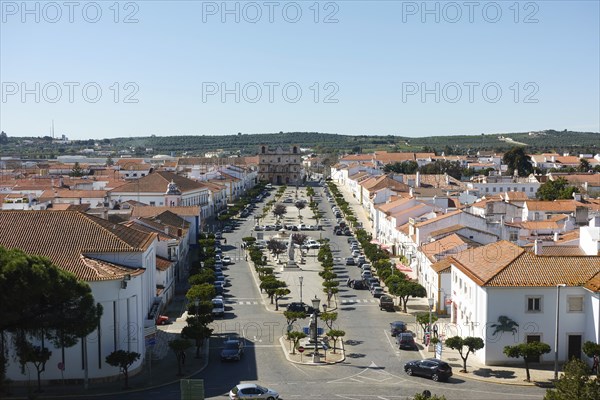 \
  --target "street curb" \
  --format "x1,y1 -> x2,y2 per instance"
3,340 -> 211,400
278,336 -> 346,365
452,370 -> 541,387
